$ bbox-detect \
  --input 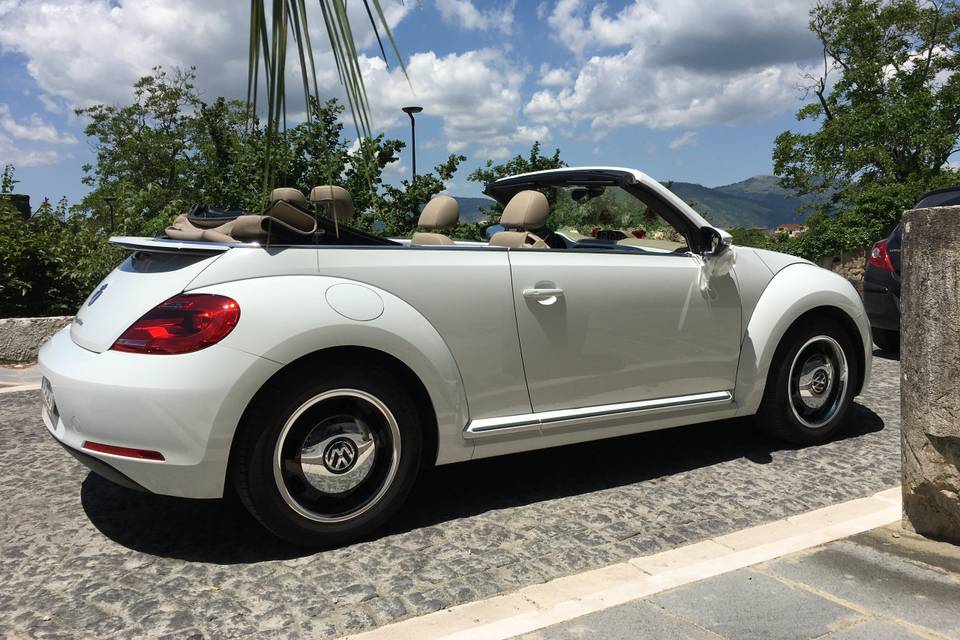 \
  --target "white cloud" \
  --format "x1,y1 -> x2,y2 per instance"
0,2 -> 540,157
669,131 -> 698,150
436,0 -> 514,34
477,146 -> 512,160
546,0 -> 816,65
359,49 -> 544,152
37,94 -> 68,115
0,133 -> 63,167
526,54 -> 797,130
528,0 -> 819,133
0,104 -> 76,144
538,64 -> 573,87
382,160 -> 409,177
0,0 -> 412,108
